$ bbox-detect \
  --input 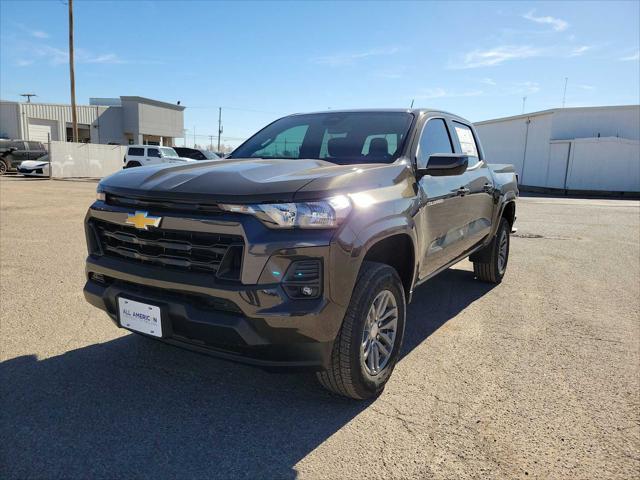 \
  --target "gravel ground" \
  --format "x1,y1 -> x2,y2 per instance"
1,176 -> 638,479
